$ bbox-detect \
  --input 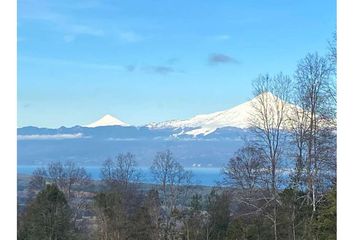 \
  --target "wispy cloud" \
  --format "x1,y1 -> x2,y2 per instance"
68,24 -> 104,36
118,31 -> 143,43
18,133 -> 86,140
19,0 -> 104,42
126,65 -> 137,72
62,25 -> 104,42
63,24 -> 105,42
208,53 -> 239,65
124,63 -> 179,75
107,137 -> 139,141
22,56 -> 180,75
21,56 -> 125,71
166,58 -> 179,65
144,66 -> 175,75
